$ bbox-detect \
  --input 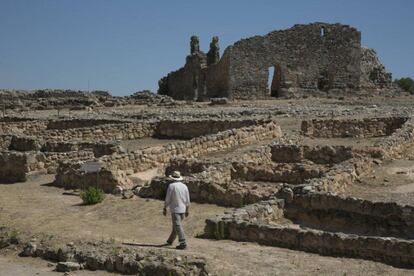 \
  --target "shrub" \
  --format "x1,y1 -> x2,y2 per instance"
394,77 -> 414,94
80,187 -> 105,205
